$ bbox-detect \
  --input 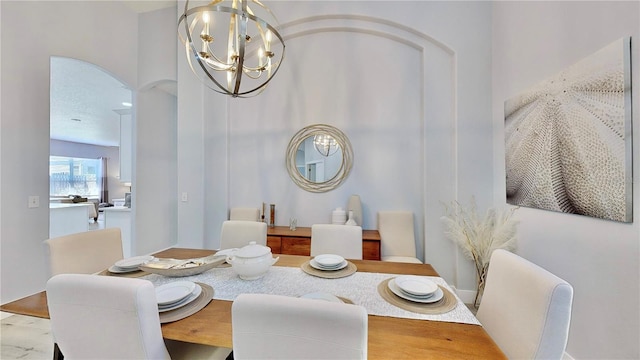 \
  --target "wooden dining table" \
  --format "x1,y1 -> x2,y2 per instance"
1,248 -> 506,359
